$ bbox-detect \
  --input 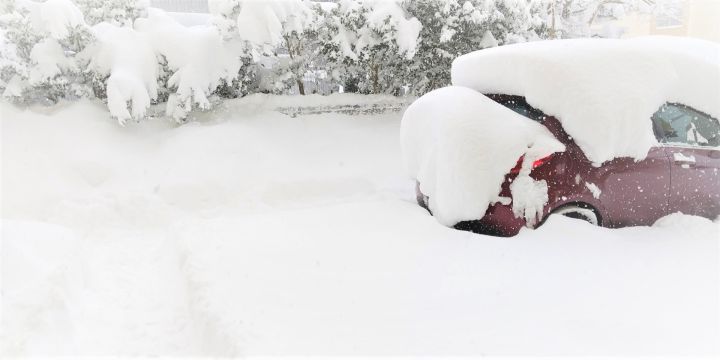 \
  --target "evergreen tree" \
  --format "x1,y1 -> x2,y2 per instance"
0,0 -> 93,104
405,0 -> 548,95
74,0 -> 149,27
319,0 -> 422,94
